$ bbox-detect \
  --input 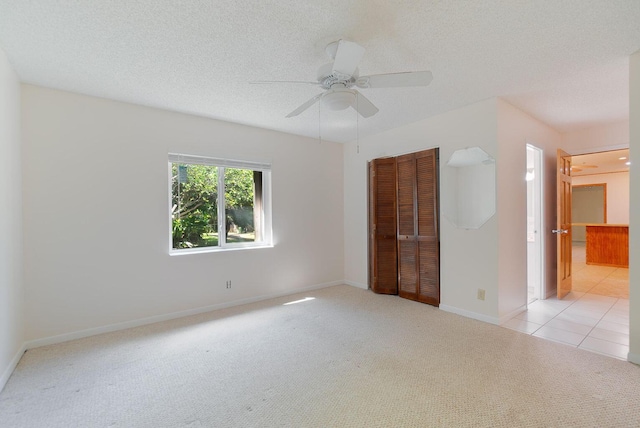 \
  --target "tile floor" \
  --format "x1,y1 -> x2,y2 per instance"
503,243 -> 630,360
